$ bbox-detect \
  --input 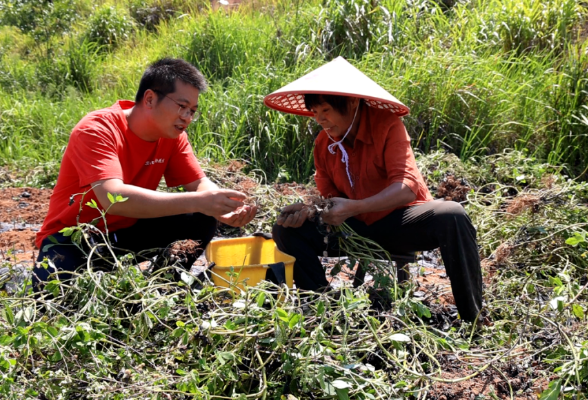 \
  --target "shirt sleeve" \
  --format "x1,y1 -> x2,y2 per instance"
70,120 -> 124,187
383,118 -> 421,196
164,133 -> 206,187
